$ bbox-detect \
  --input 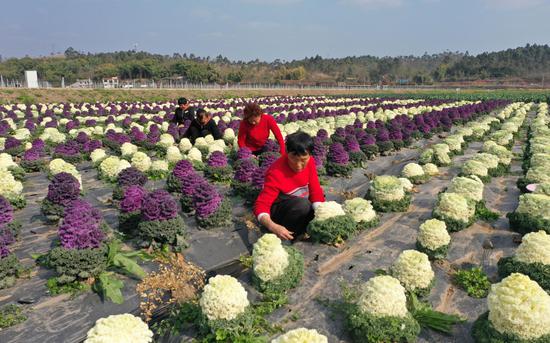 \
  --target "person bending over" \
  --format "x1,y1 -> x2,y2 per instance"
254,131 -> 325,241
172,97 -> 196,127
183,108 -> 222,144
238,103 -> 285,156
